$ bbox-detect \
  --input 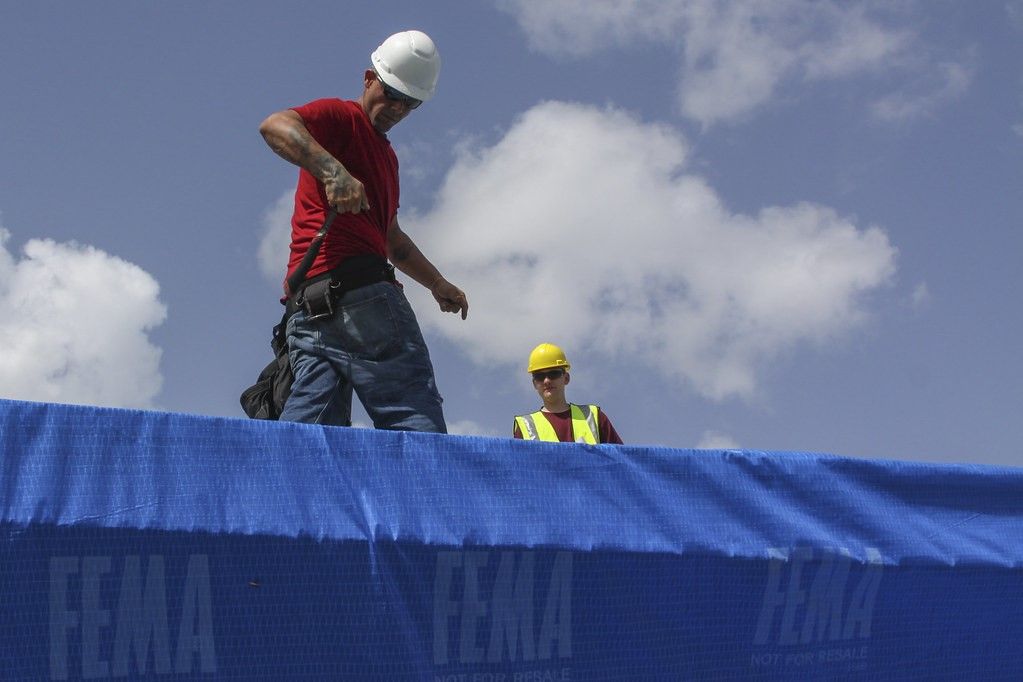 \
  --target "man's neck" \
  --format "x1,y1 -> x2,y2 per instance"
541,400 -> 570,413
